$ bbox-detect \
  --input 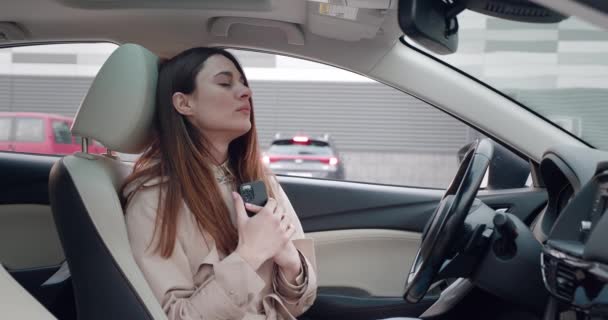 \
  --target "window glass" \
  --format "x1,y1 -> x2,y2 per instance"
0,43 -> 118,155
226,49 -> 529,188
15,118 -> 44,142
0,118 -> 11,141
52,121 -> 72,144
